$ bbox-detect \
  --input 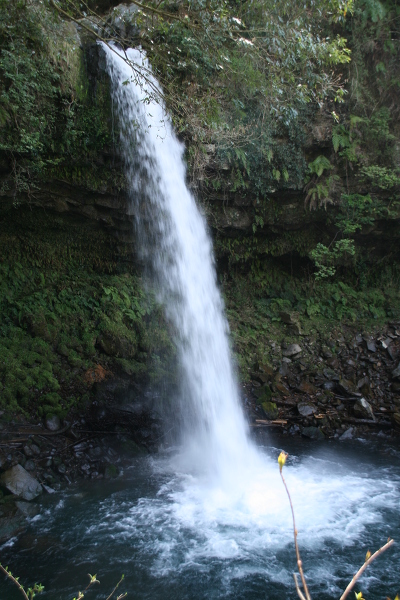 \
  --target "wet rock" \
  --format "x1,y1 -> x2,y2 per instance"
42,484 -> 56,494
321,346 -> 333,359
259,364 -> 274,378
45,414 -> 61,432
1,465 -> 42,501
261,401 -> 279,420
279,312 -> 302,334
297,403 -> 317,417
336,379 -> 355,396
387,346 -> 396,360
357,376 -> 371,396
367,340 -> 376,353
323,368 -> 340,381
340,427 -> 353,440
353,397 -> 375,421
392,412 -> 400,427
0,515 -> 25,543
23,445 -> 34,458
30,444 -> 41,456
24,460 -> 35,472
392,363 -> 400,379
322,381 -> 335,391
296,381 -> 318,394
279,362 -> 291,377
282,344 -> 302,357
273,381 -> 290,395
15,501 -> 40,518
301,426 -> 325,440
